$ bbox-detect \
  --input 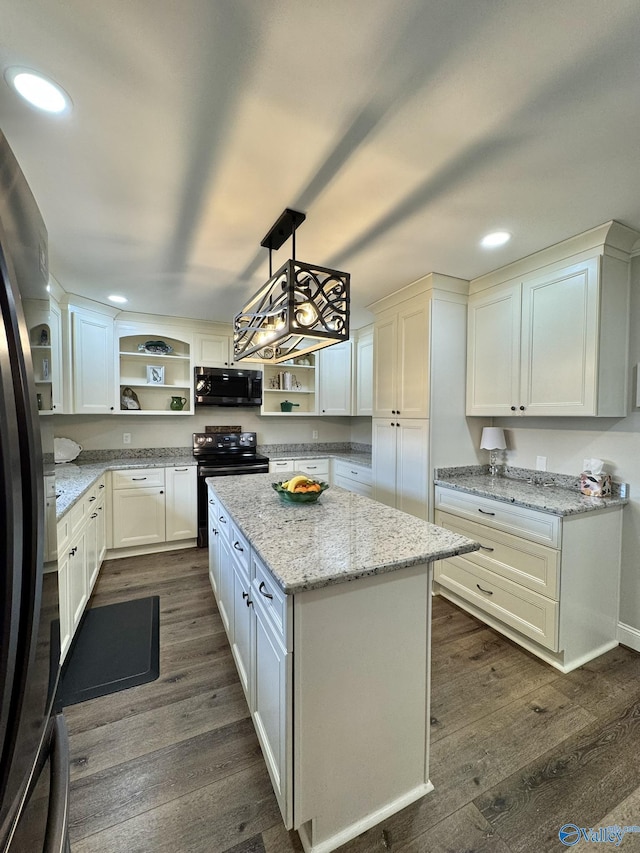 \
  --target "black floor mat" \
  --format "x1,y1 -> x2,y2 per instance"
57,596 -> 160,708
